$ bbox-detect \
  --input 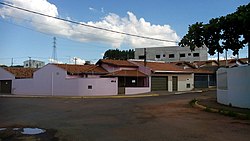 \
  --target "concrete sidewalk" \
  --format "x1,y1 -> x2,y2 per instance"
0,93 -> 159,99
